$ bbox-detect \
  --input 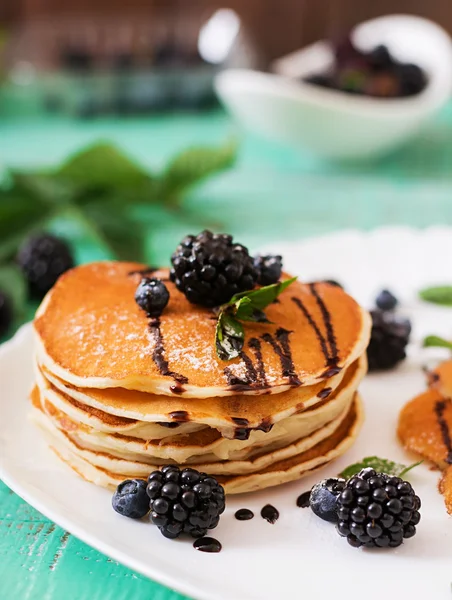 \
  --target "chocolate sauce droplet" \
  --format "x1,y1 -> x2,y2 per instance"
296,491 -> 311,508
235,508 -> 254,521
261,504 -> 279,524
193,537 -> 222,553
168,410 -> 189,422
317,387 -> 332,399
